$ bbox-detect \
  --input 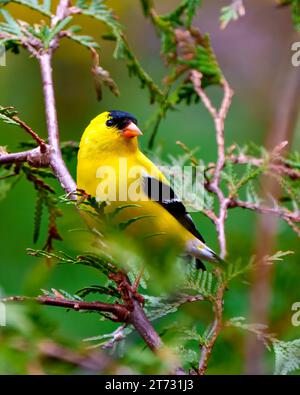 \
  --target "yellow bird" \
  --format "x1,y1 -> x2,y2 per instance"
77,110 -> 223,269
